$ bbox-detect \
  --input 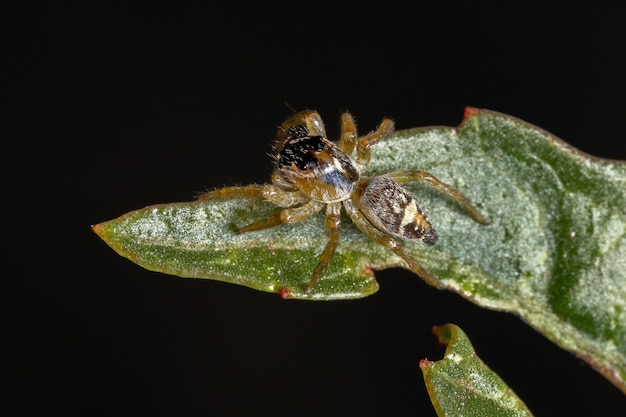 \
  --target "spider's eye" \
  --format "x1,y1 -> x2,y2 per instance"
300,158 -> 318,172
